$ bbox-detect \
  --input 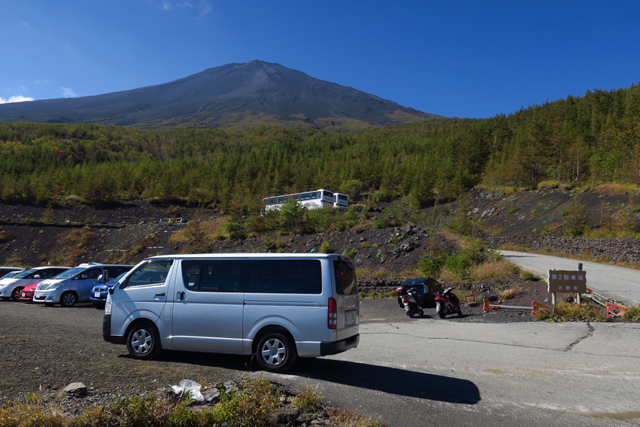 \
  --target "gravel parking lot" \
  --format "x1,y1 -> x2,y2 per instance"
0,301 -> 252,401
0,298 -> 413,403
